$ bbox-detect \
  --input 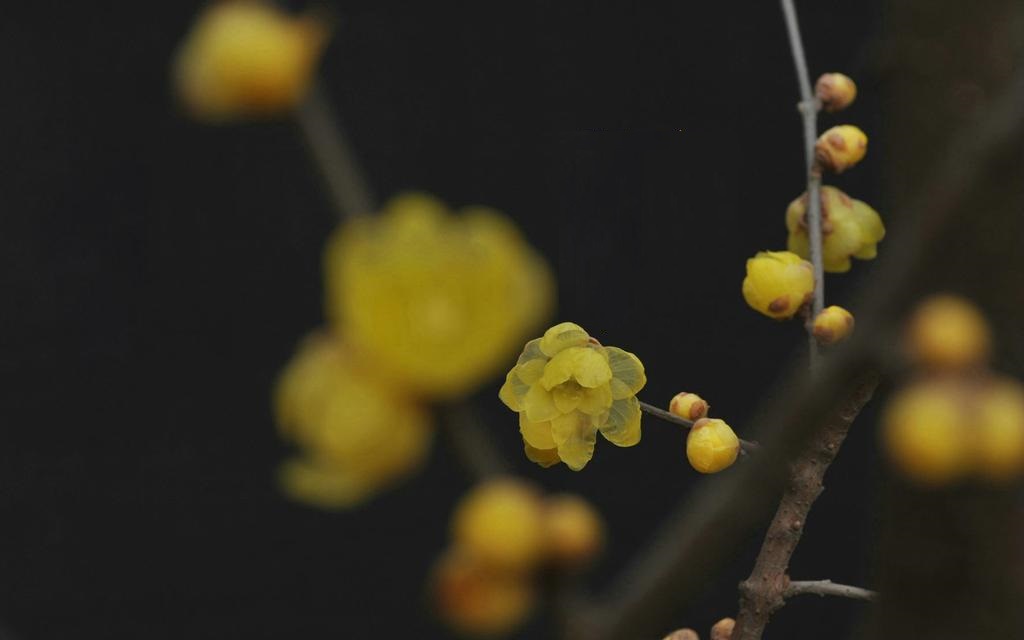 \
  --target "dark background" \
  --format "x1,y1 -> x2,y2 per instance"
1,1 -> 886,638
